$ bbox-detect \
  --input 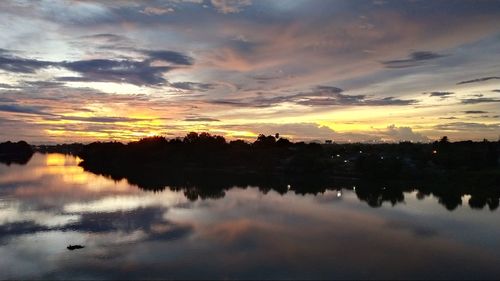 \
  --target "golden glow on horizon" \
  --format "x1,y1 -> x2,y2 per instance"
18,84 -> 498,143
209,129 -> 258,139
